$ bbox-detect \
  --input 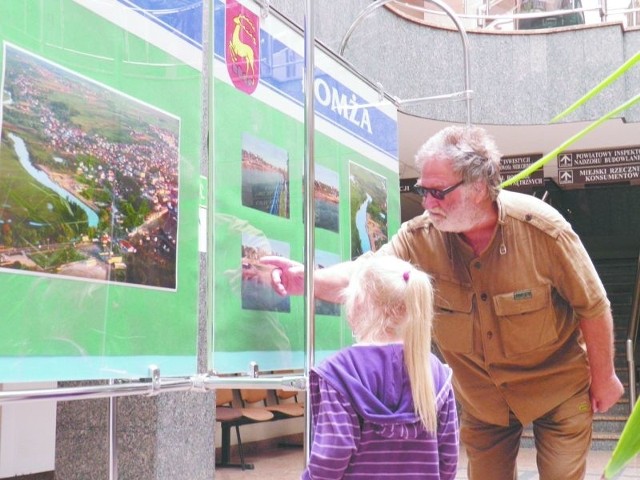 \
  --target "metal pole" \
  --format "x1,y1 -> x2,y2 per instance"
0,374 -> 306,405
628,339 -> 636,408
109,378 -> 118,480
303,0 -> 316,468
